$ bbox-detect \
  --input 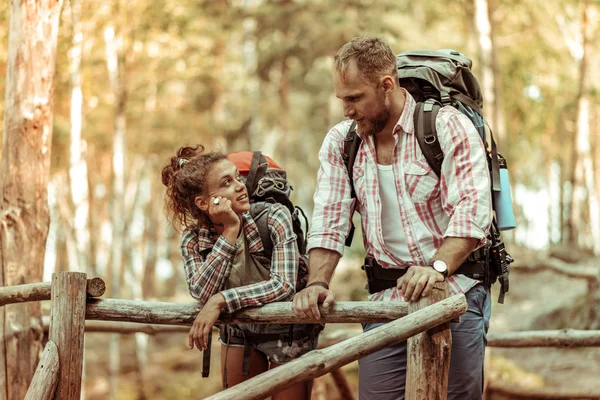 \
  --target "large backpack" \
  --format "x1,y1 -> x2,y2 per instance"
201,152 -> 310,380
227,151 -> 309,280
342,49 -> 513,303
